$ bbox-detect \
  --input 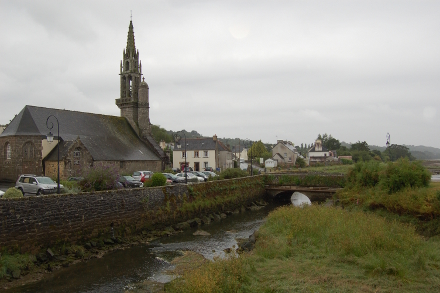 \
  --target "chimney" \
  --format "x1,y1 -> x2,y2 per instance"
213,134 -> 217,141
